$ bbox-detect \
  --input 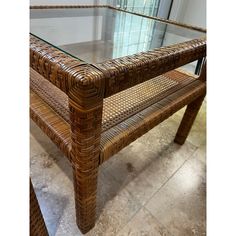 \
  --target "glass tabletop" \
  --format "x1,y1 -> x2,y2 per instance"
30,7 -> 205,64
